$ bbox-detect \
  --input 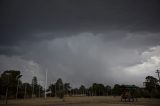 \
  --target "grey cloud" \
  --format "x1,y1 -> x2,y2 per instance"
1,0 -> 160,87
1,32 -> 158,87
1,0 -> 160,46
